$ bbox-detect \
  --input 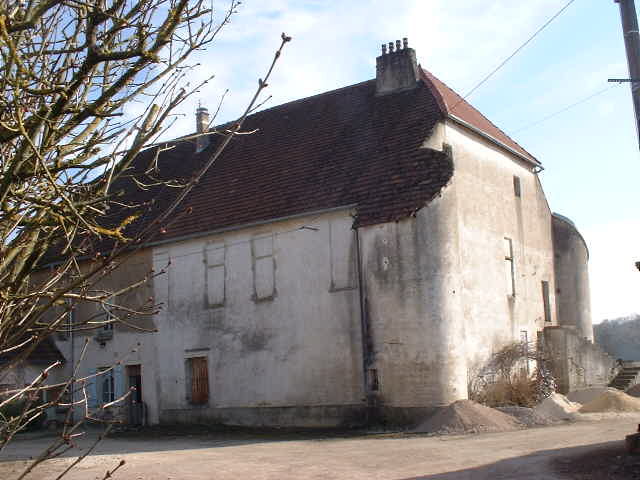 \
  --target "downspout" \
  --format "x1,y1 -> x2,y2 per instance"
69,303 -> 75,423
354,226 -> 374,424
